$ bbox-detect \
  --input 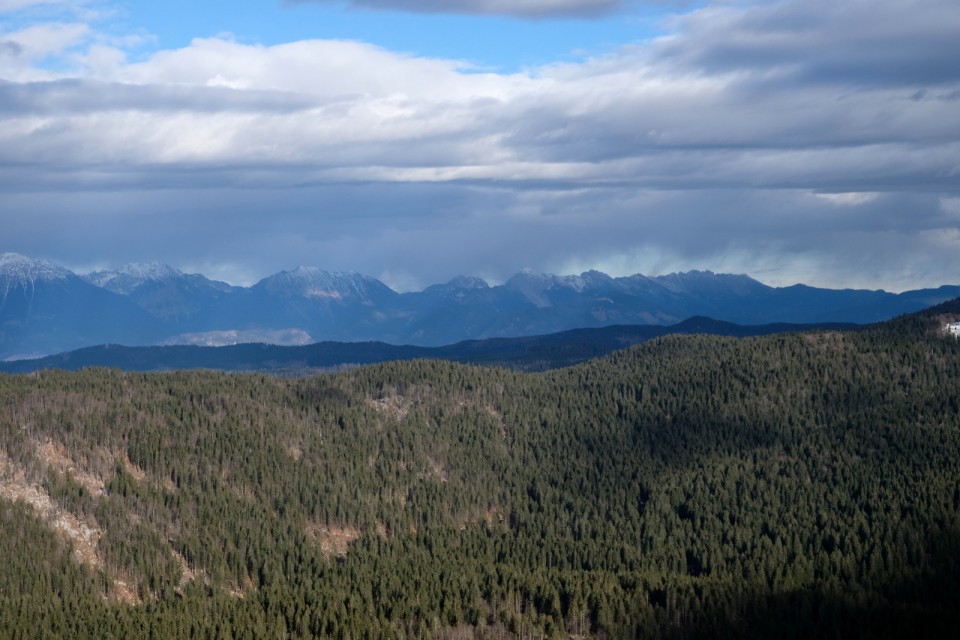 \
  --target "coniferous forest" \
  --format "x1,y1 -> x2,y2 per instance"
2,303 -> 960,638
